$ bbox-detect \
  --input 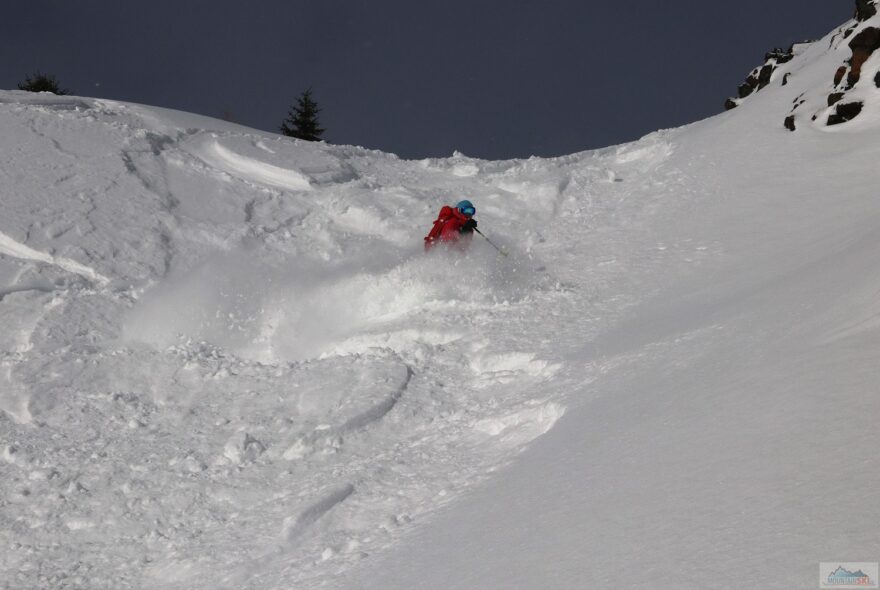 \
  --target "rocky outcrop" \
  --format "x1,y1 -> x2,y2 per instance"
787,1 -> 880,130
726,47 -> 797,110
827,101 -> 864,125
847,27 -> 880,86
819,16 -> 880,126
723,1 -> 879,130
785,94 -> 807,131
856,0 -> 878,21
828,92 -> 846,106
